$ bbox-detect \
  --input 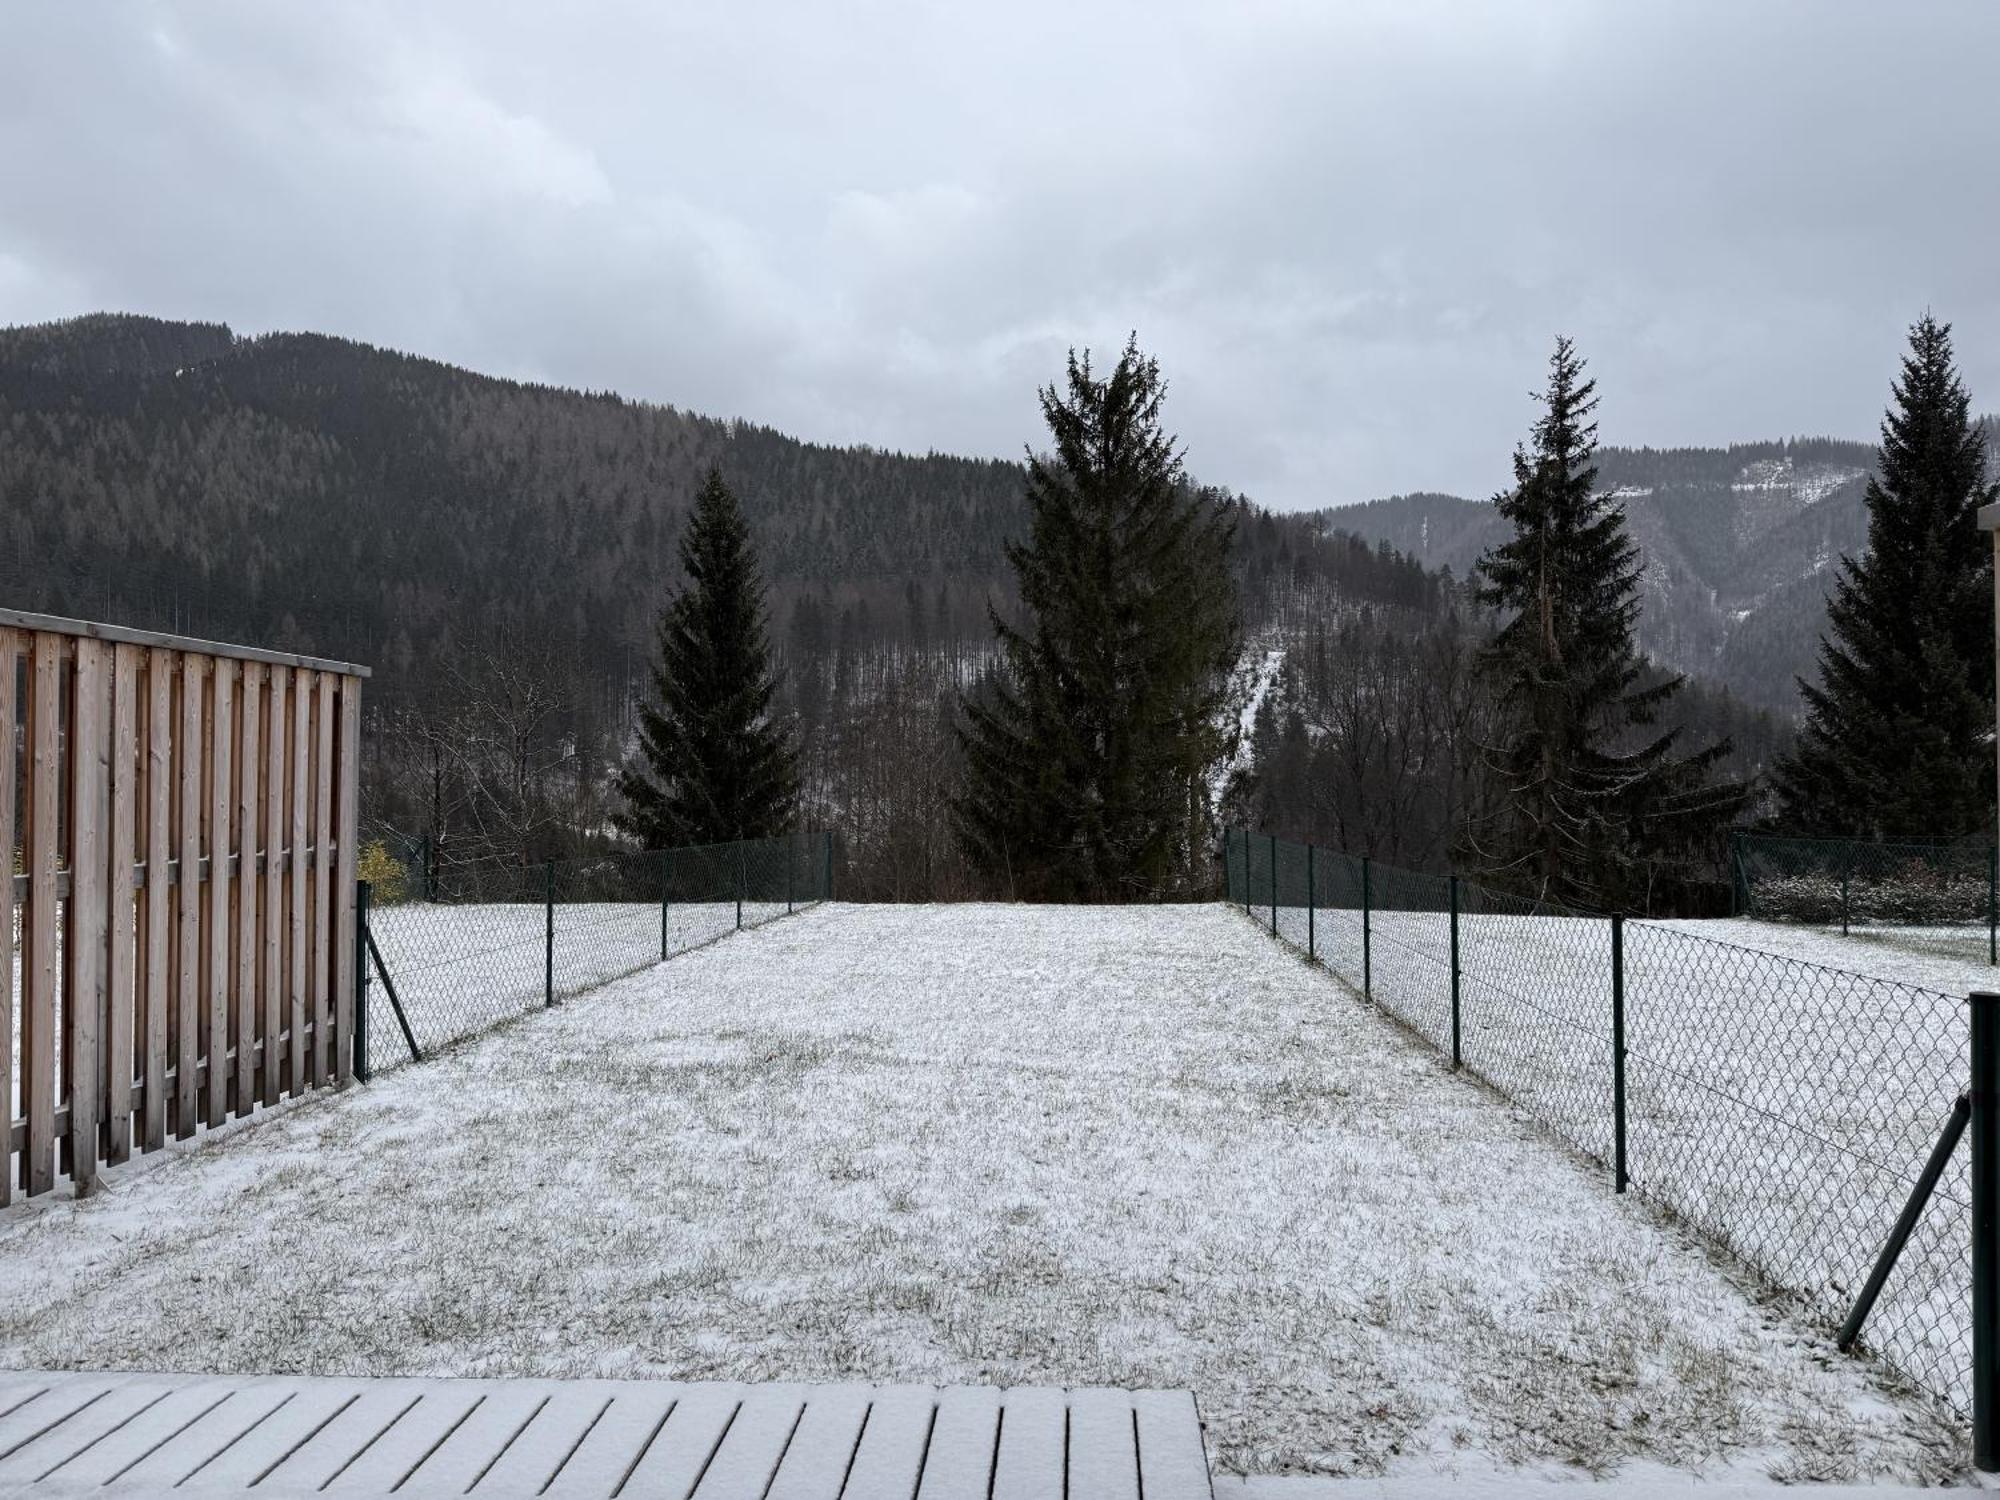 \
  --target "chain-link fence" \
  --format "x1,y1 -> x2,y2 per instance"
1734,831 -> 1998,966
1227,827 -> 1976,1420
357,831 -> 833,1074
